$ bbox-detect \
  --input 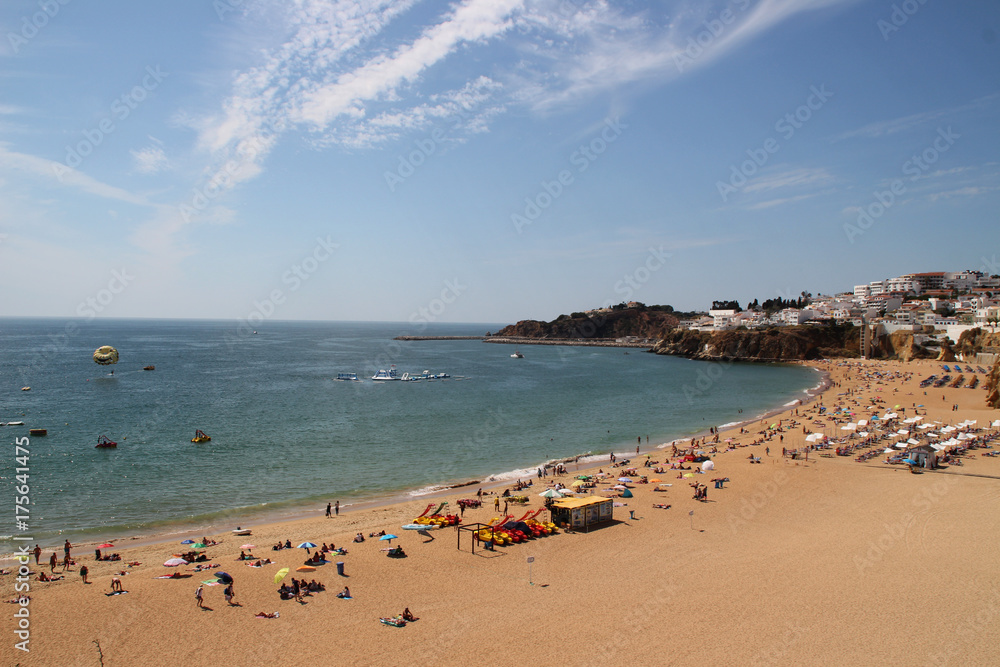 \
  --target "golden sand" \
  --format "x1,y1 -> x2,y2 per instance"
3,359 -> 999,666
